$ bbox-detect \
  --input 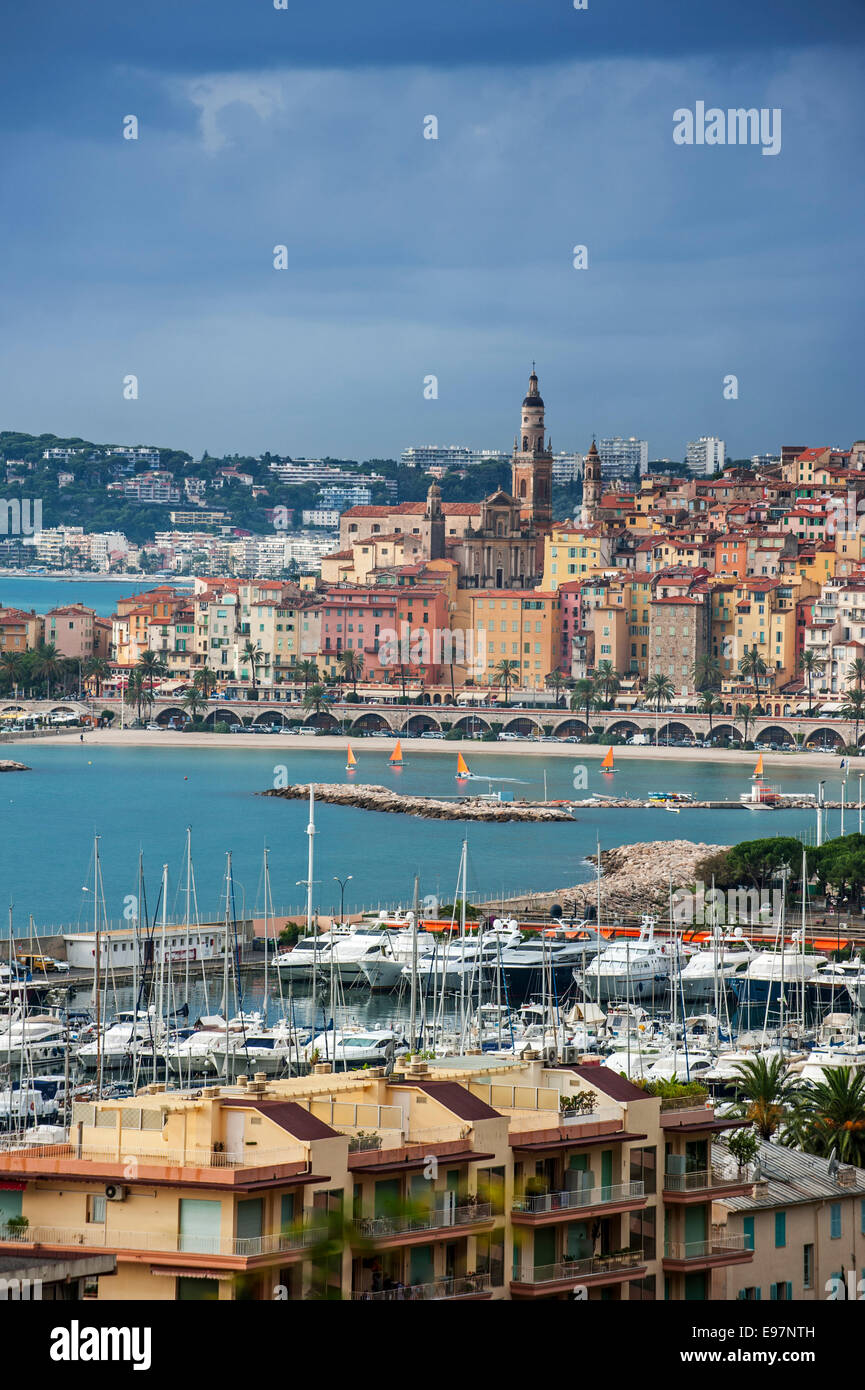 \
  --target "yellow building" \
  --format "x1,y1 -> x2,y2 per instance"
455,589 -> 562,689
541,524 -> 613,593
0,1056 -> 755,1302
